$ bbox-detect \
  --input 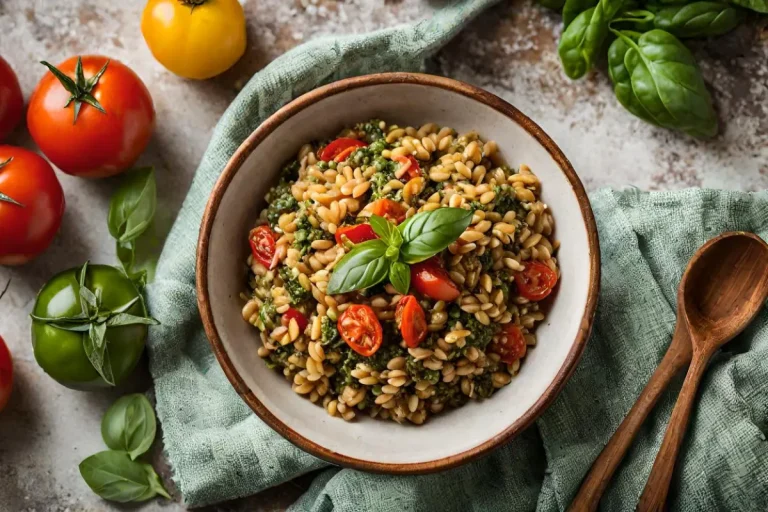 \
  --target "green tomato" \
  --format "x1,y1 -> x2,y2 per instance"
31,265 -> 148,390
